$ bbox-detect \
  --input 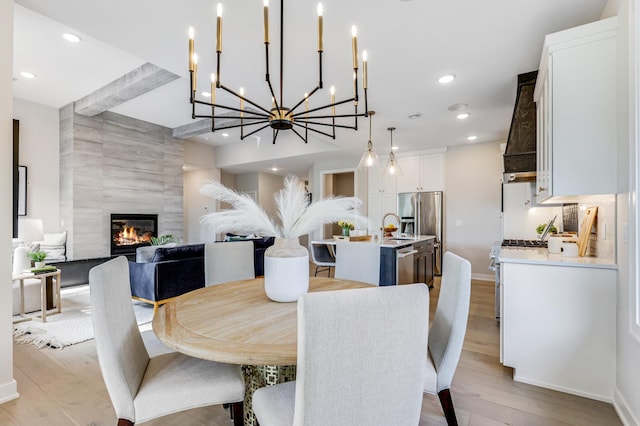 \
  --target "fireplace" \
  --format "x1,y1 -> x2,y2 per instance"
111,214 -> 158,256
